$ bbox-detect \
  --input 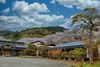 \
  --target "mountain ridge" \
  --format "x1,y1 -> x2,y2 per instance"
0,26 -> 66,41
